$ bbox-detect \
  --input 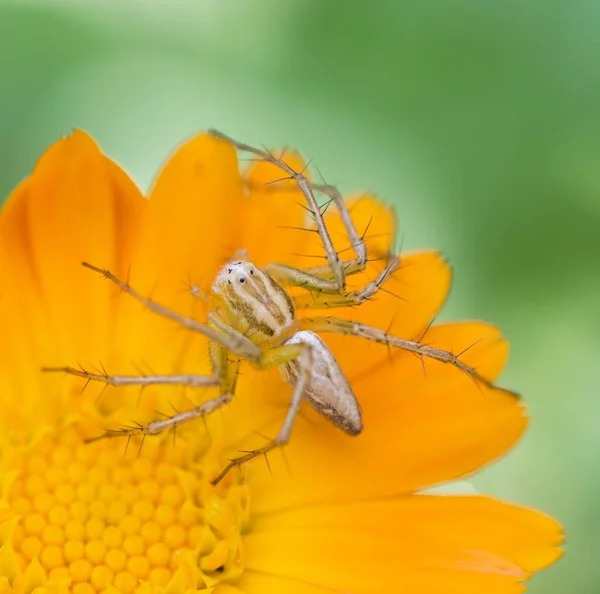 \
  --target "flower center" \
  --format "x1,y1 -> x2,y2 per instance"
4,424 -> 248,592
